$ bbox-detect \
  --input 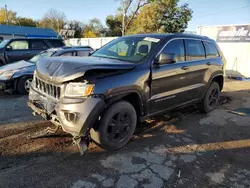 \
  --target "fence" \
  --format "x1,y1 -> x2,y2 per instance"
65,37 -> 117,49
